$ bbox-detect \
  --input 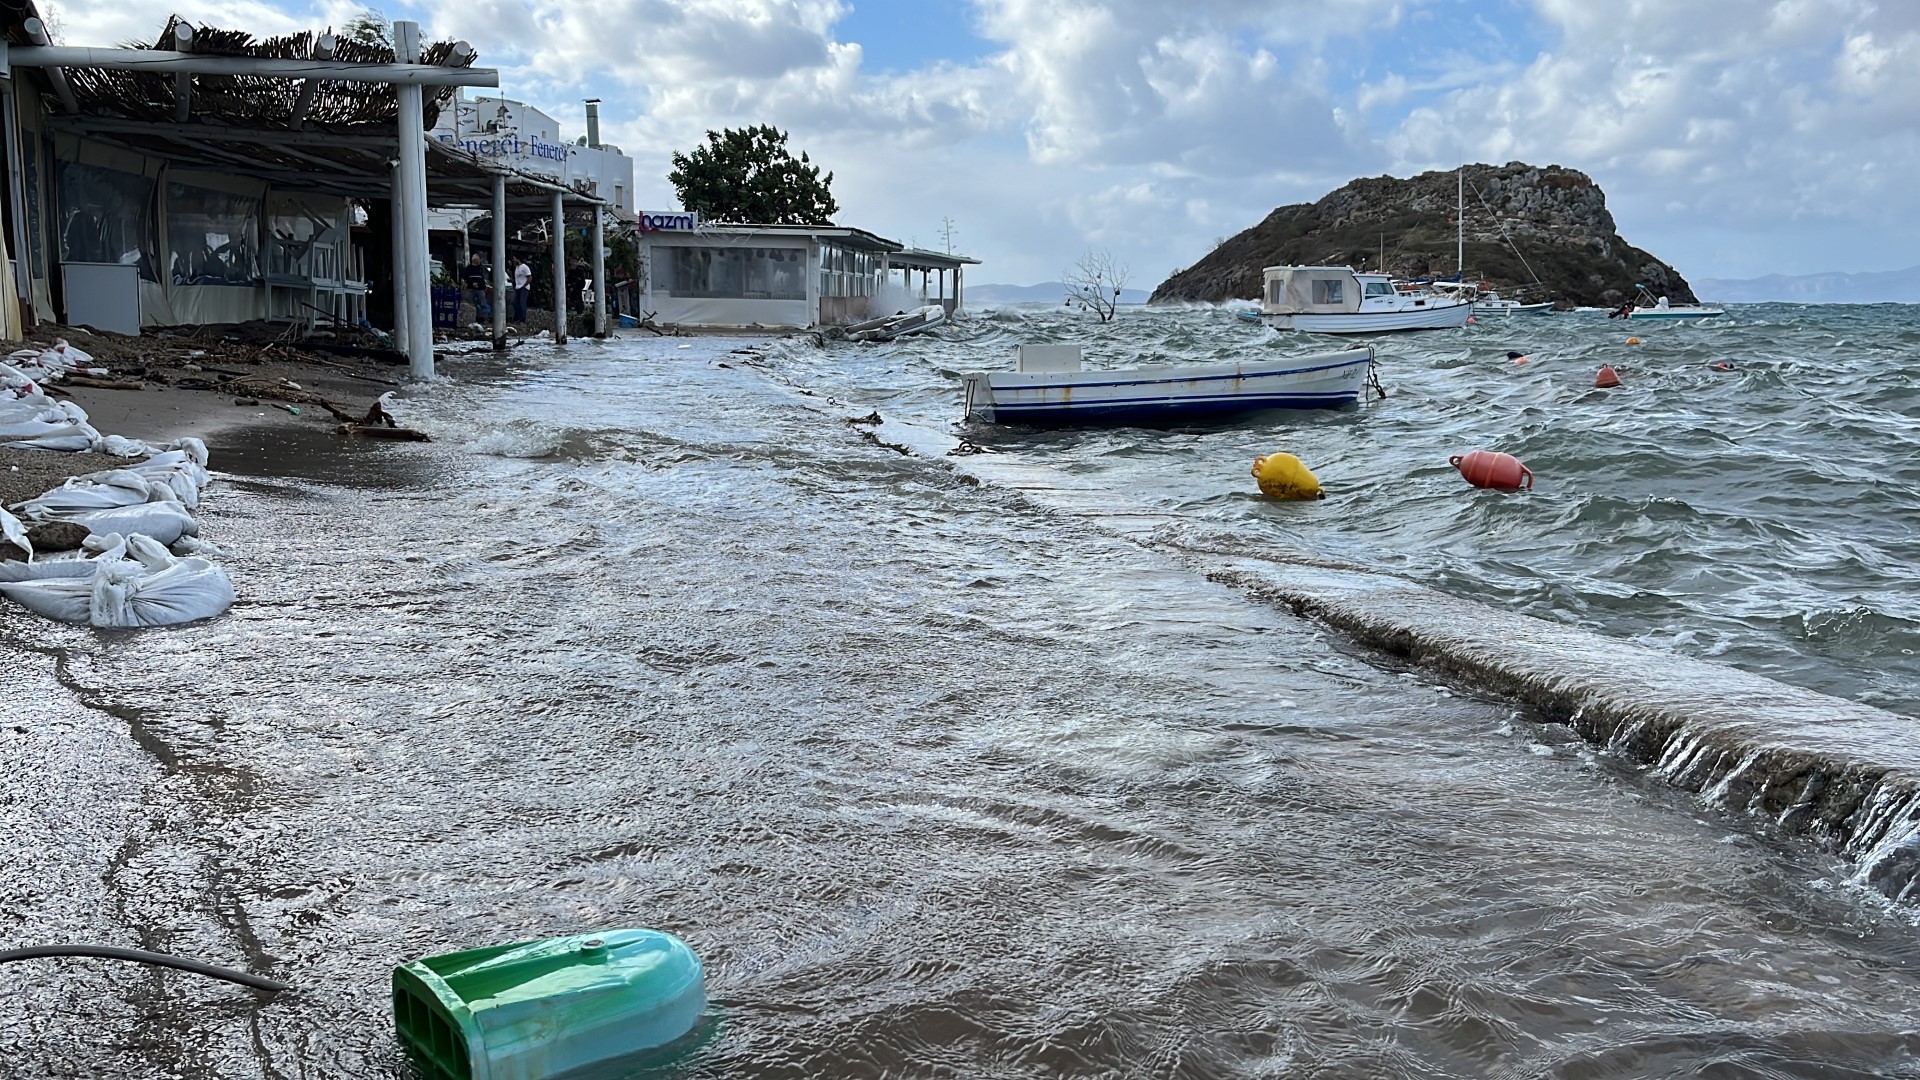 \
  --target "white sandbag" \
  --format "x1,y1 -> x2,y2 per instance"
49,501 -> 198,545
14,471 -> 174,517
0,506 -> 29,561
121,456 -> 208,509
0,533 -> 234,626
9,426 -> 100,452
